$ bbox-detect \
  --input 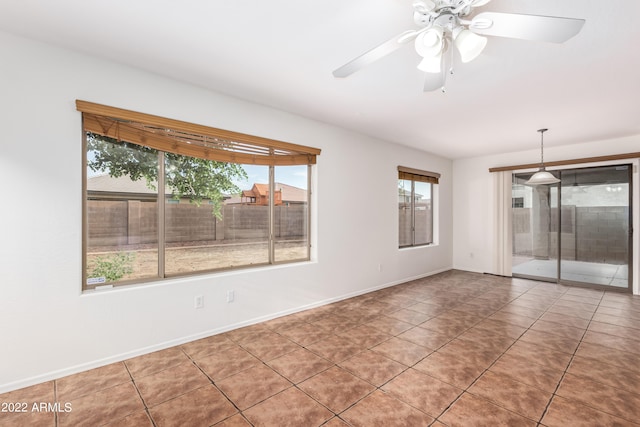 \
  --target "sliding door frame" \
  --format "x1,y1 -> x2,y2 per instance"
511,162 -> 634,293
